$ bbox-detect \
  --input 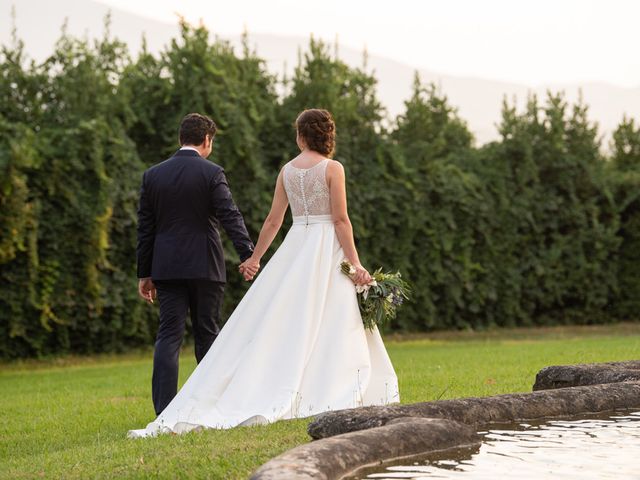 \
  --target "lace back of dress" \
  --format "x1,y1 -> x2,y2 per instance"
283,159 -> 331,217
